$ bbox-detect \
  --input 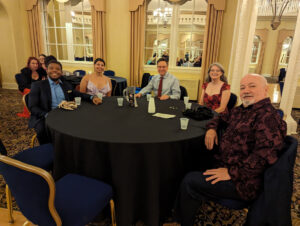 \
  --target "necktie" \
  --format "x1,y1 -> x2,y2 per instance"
157,76 -> 163,97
